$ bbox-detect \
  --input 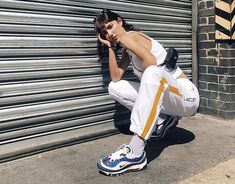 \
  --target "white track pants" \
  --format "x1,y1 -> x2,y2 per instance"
108,65 -> 199,140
